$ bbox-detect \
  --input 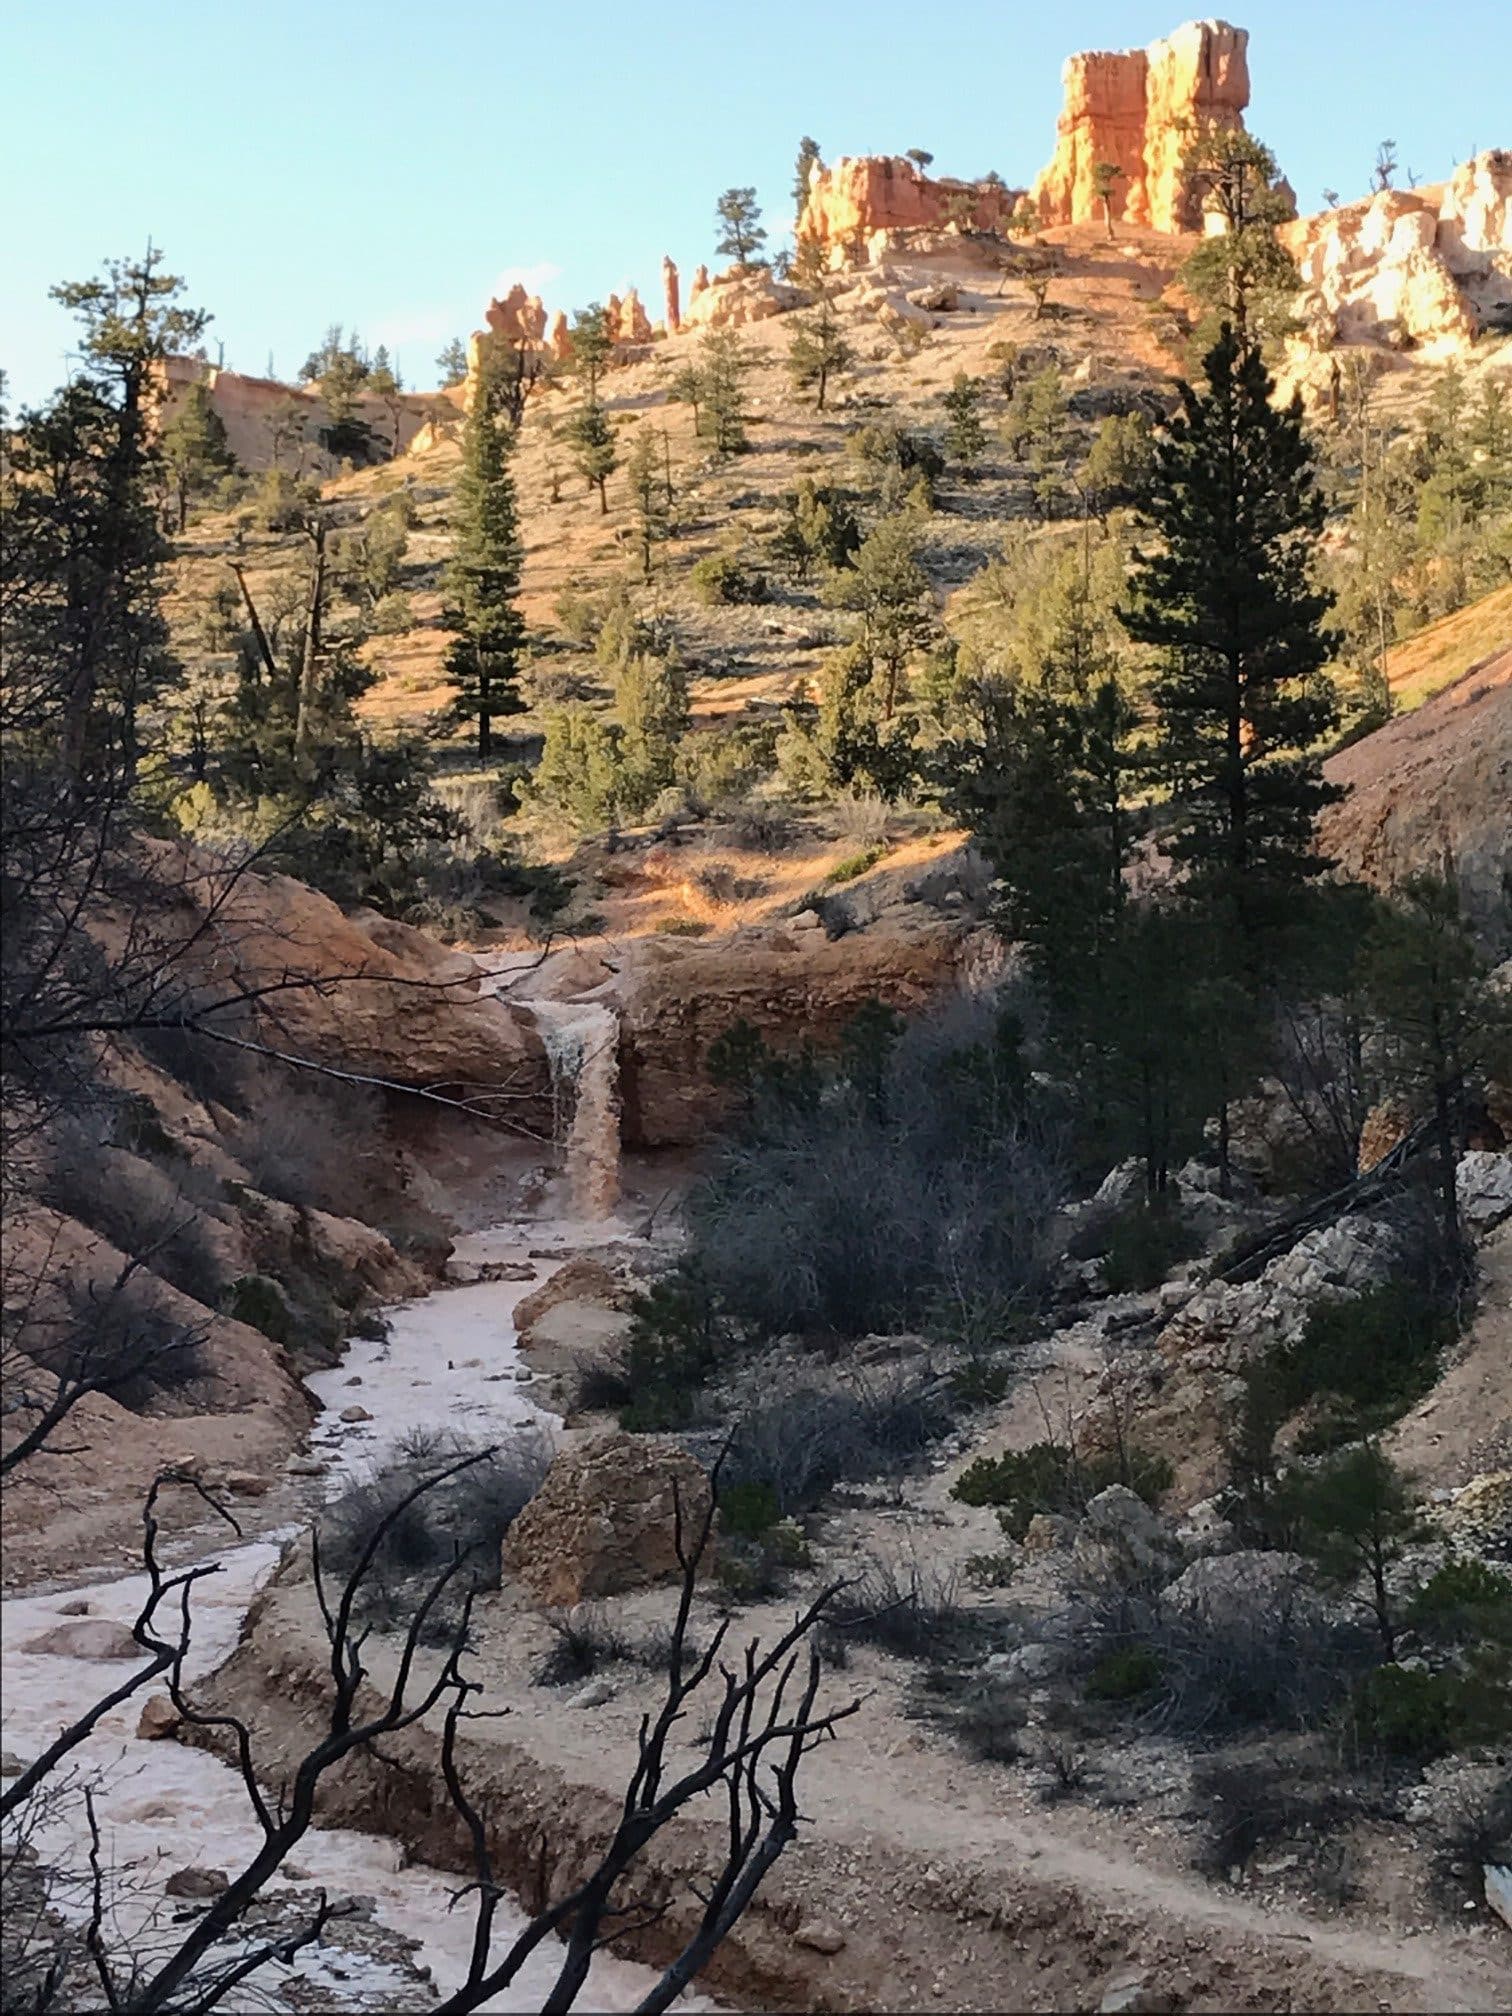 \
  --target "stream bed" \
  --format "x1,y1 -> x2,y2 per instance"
1,1215 -> 681,2012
